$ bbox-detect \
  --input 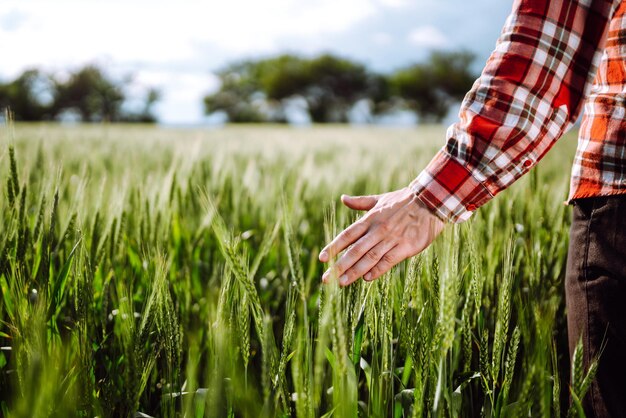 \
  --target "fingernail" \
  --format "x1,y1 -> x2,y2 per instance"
363,273 -> 371,282
319,250 -> 328,261
322,270 -> 329,282
339,274 -> 348,285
